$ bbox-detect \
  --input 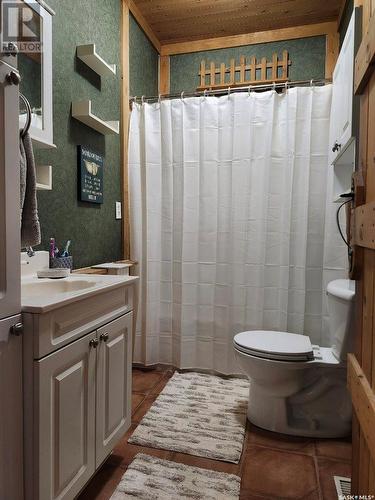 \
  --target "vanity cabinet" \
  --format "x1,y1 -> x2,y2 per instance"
23,284 -> 134,500
35,313 -> 132,500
